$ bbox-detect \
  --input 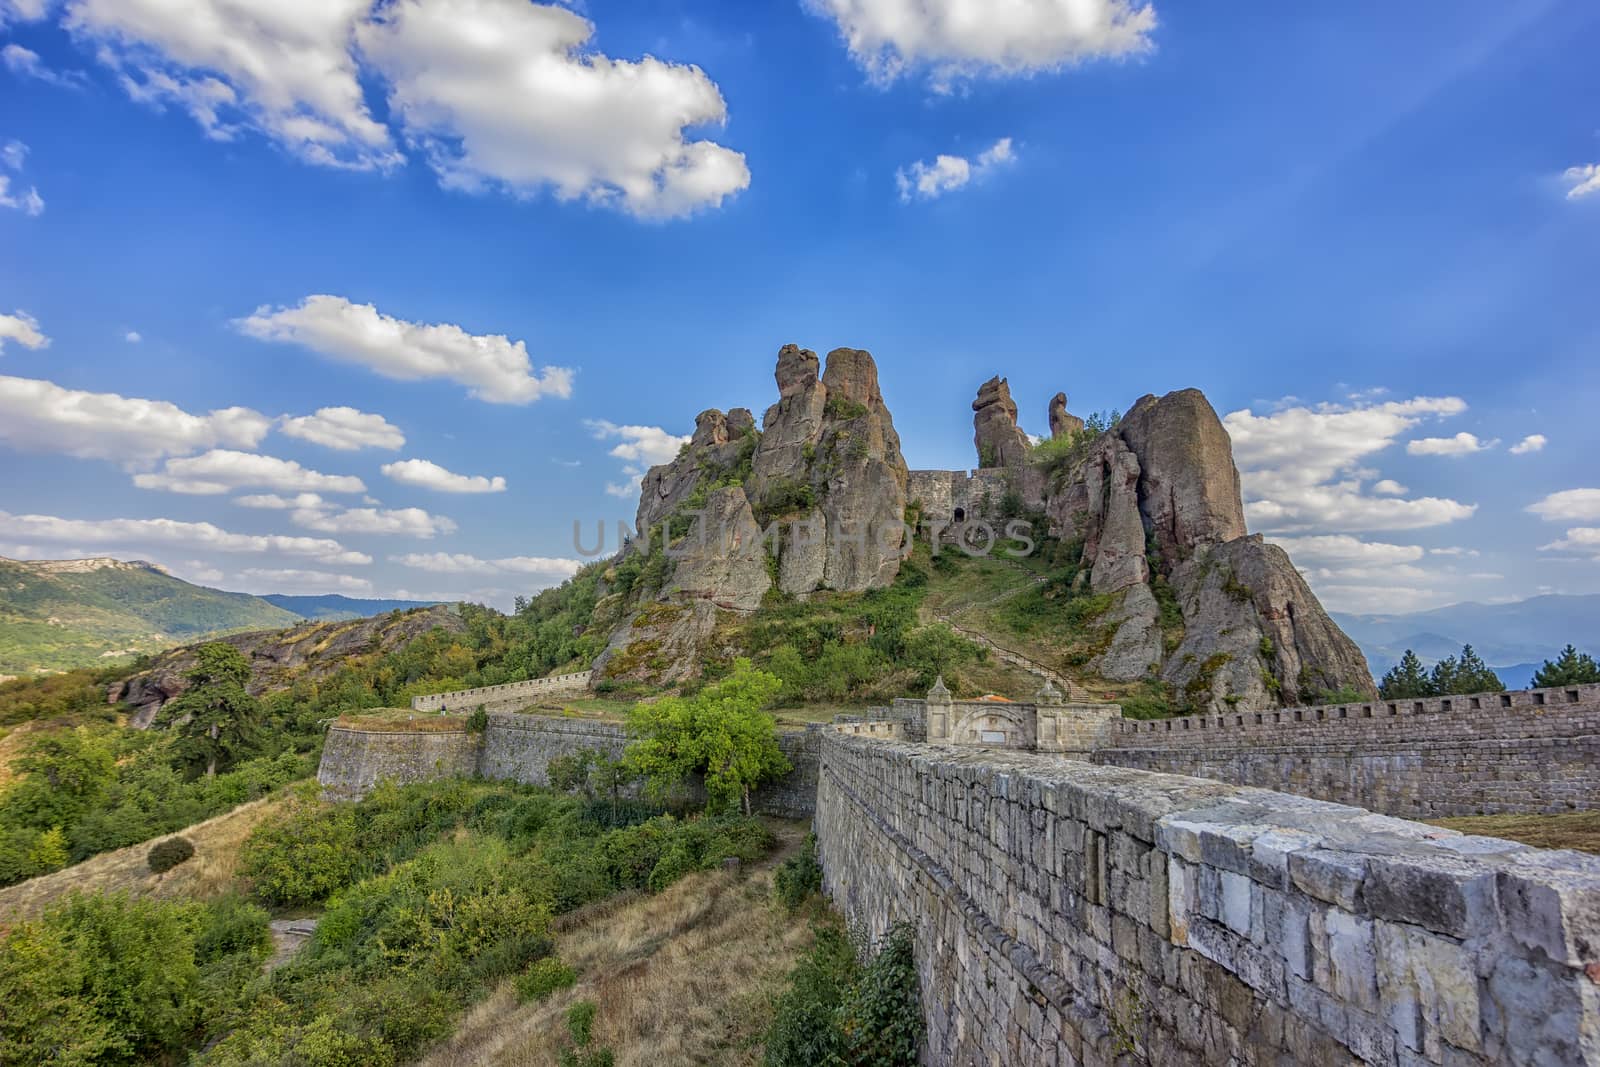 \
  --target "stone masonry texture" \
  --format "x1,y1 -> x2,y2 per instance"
815,728 -> 1600,1066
